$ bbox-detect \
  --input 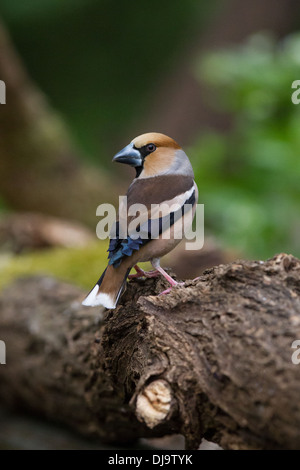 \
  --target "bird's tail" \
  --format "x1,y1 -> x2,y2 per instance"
82,264 -> 131,309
